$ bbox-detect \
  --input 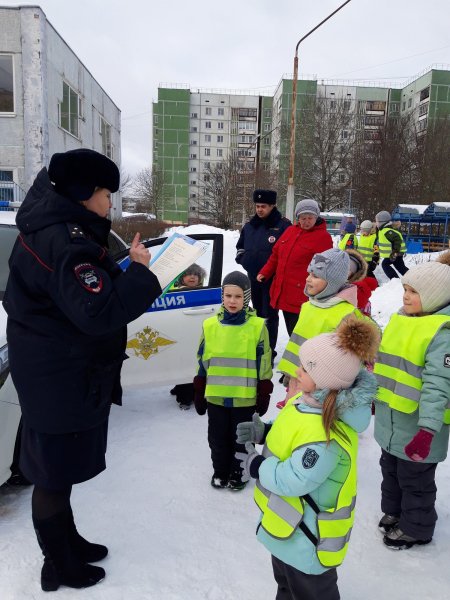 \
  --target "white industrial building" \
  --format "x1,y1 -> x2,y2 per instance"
0,5 -> 122,216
